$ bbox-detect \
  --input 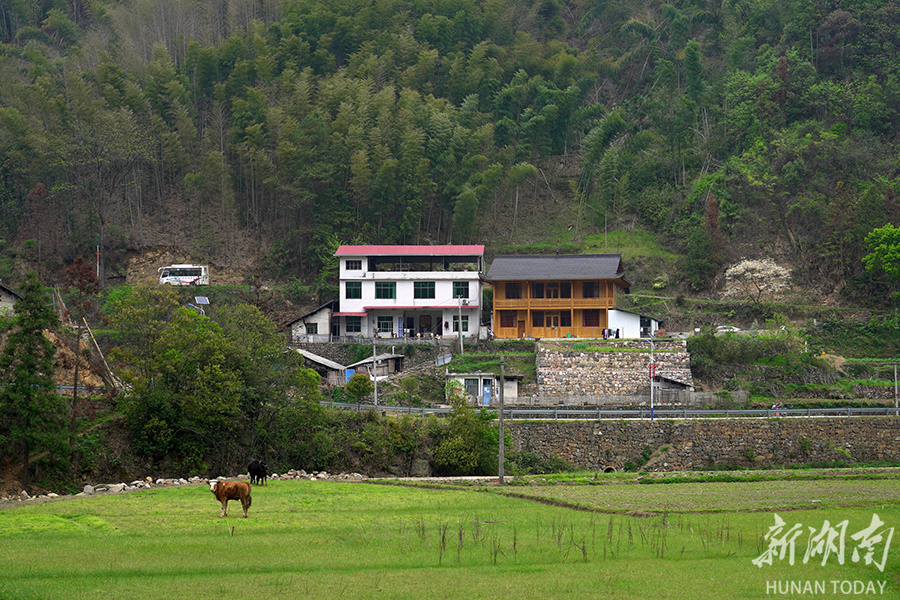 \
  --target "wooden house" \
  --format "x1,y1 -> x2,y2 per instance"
485,254 -> 644,339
